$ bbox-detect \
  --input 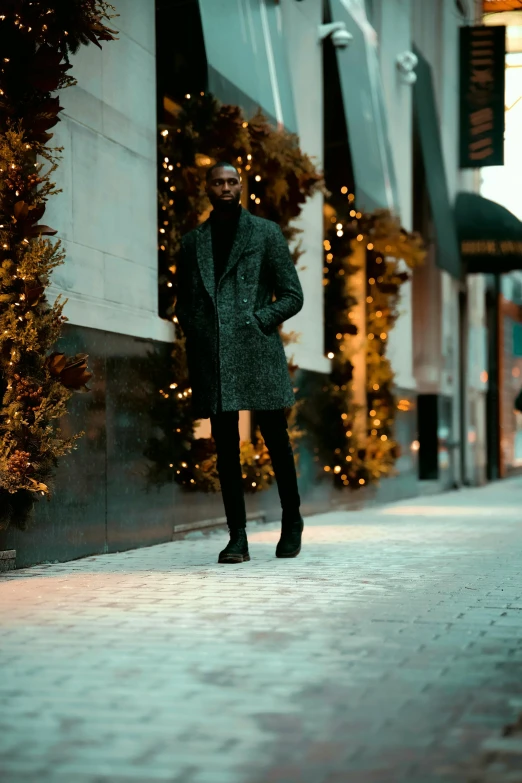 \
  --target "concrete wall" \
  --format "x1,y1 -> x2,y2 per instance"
412,0 -> 458,406
436,0 -> 462,485
280,0 -> 331,375
374,0 -> 416,392
46,0 -> 173,344
466,274 -> 488,484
